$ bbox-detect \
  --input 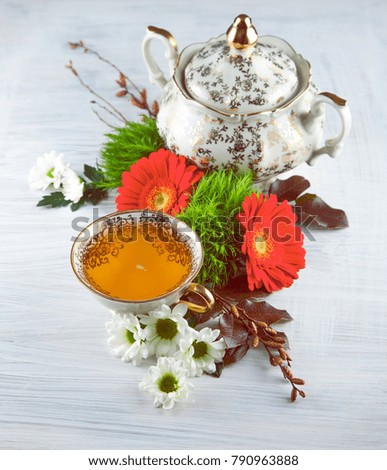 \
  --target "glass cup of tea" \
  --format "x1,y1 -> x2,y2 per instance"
70,210 -> 214,315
